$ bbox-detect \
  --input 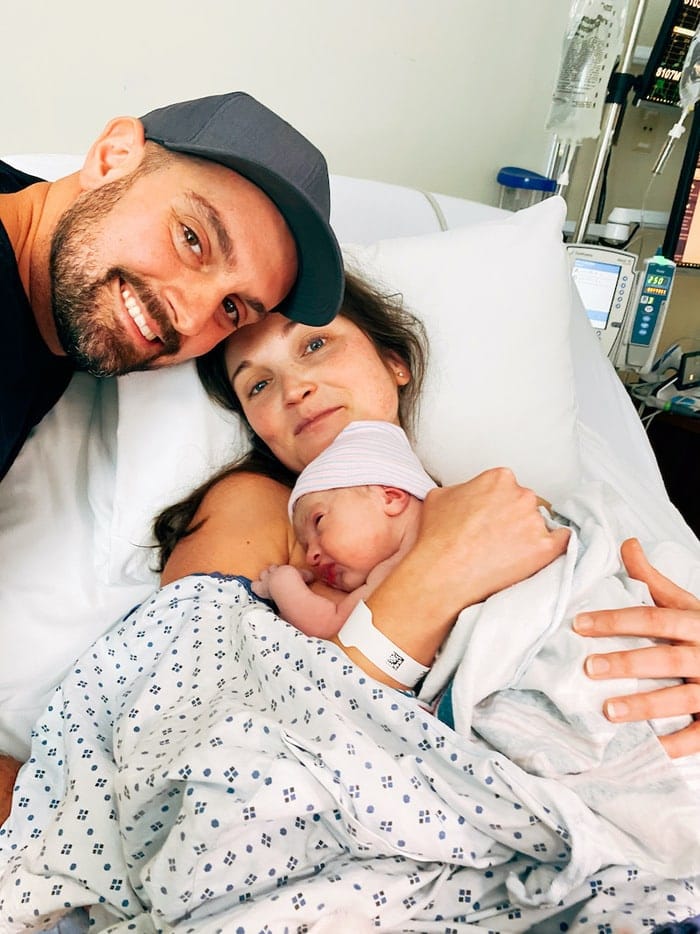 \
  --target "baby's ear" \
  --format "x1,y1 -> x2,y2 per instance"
381,486 -> 411,516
